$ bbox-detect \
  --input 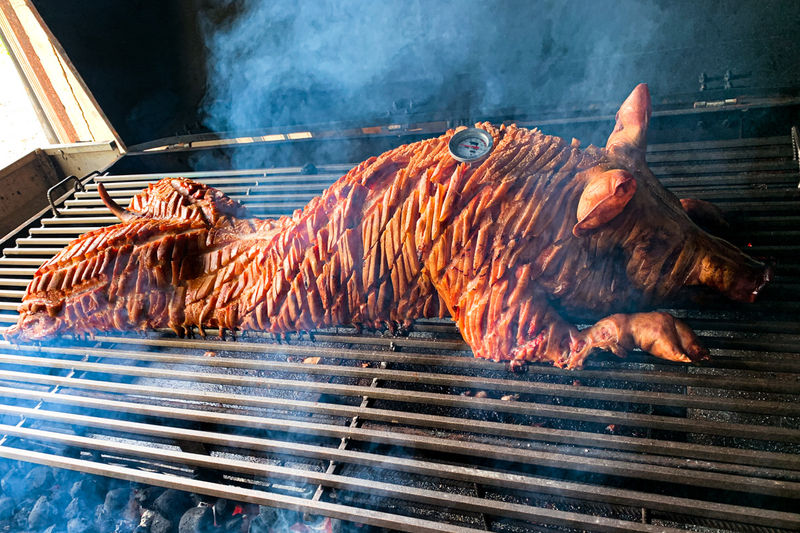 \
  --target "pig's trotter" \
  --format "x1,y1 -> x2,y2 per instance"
506,359 -> 528,373
568,311 -> 709,368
